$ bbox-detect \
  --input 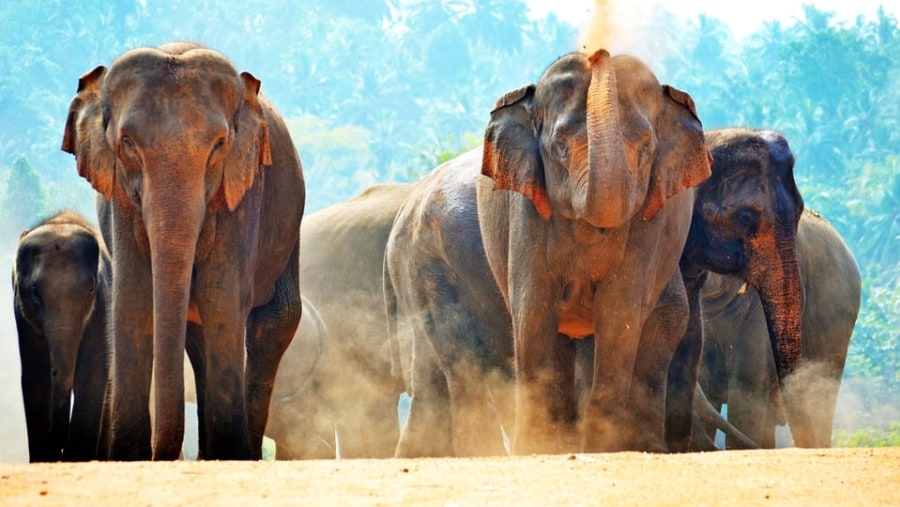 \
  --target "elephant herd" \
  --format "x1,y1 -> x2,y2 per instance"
12,43 -> 861,462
